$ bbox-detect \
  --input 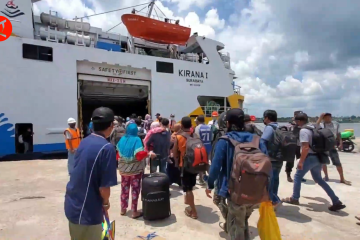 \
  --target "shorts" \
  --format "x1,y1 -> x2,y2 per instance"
181,170 -> 197,192
69,221 -> 102,240
328,148 -> 342,166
